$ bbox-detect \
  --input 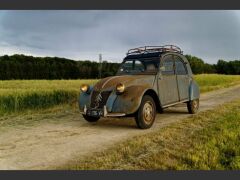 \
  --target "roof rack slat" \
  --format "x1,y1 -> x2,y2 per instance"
127,45 -> 183,56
